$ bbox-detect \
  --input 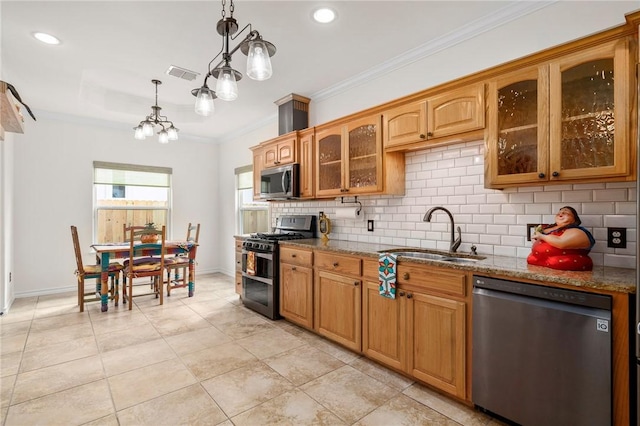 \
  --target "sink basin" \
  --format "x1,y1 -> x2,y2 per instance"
378,248 -> 485,263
